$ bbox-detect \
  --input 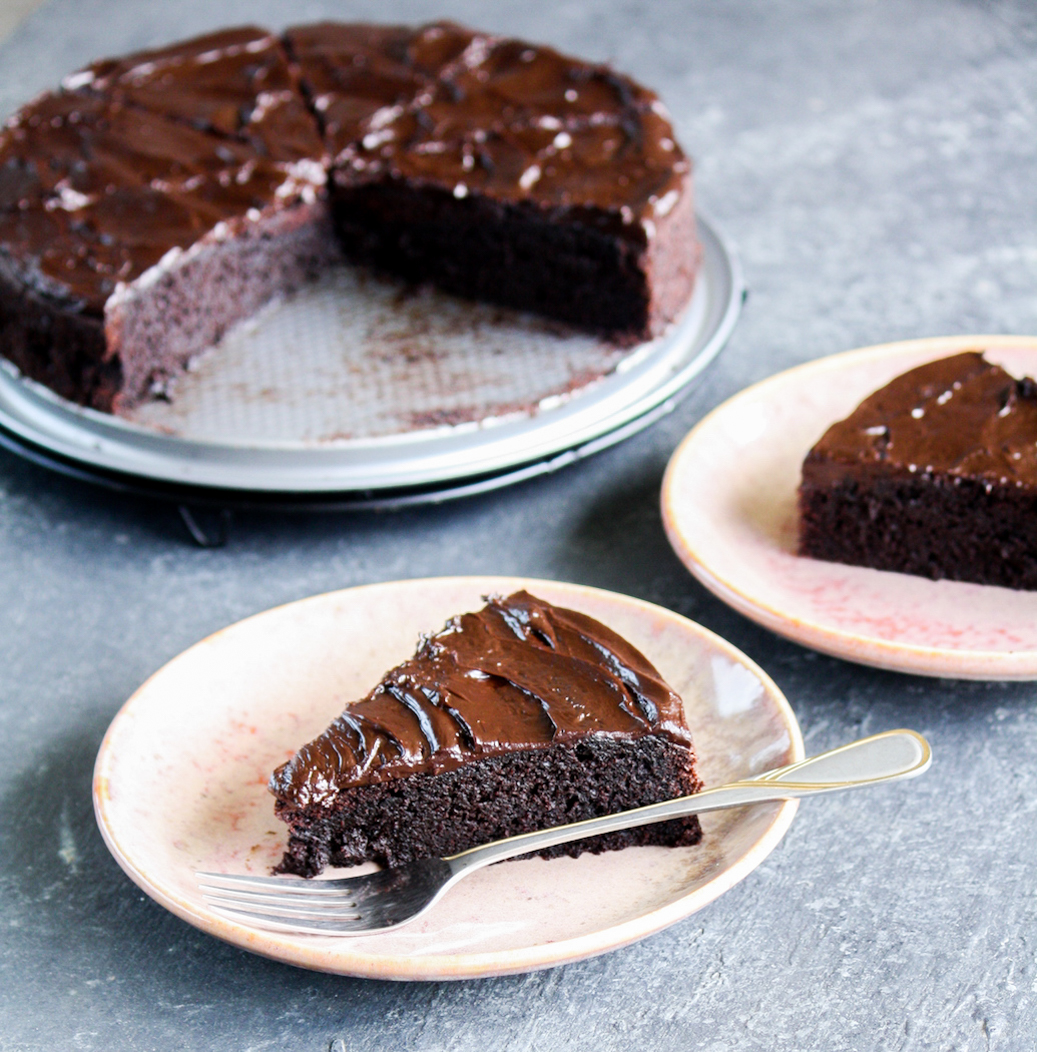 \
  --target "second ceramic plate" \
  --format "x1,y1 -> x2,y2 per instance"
94,577 -> 801,980
662,335 -> 1037,680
